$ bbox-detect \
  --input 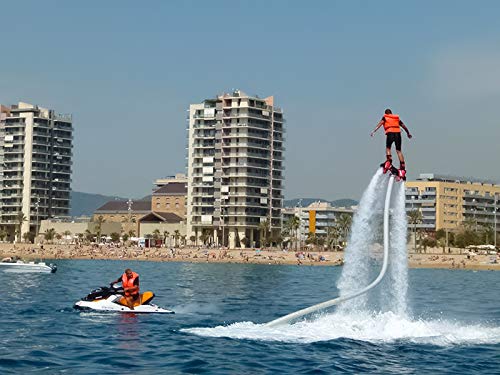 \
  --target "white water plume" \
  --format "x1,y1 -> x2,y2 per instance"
384,181 -> 409,316
336,169 -> 388,312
